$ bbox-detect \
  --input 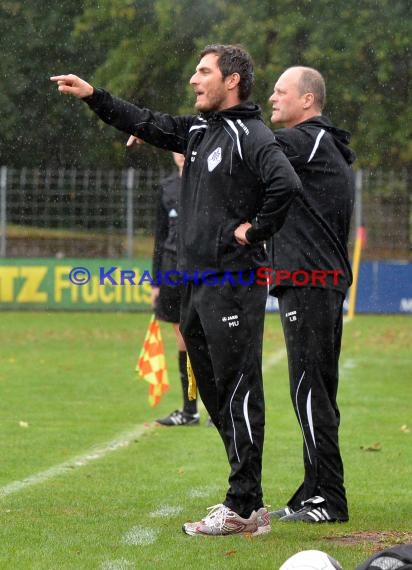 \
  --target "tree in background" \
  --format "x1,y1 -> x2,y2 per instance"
188,0 -> 411,168
0,1 -> 107,168
1,0 -> 410,170
71,0 -> 224,169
